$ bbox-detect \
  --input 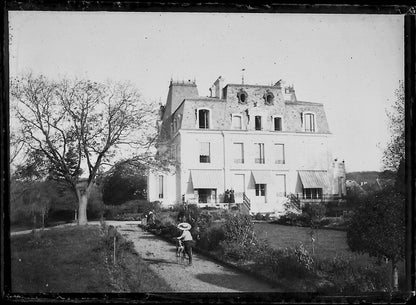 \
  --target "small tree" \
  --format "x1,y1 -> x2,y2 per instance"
11,179 -> 54,231
347,185 -> 405,291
